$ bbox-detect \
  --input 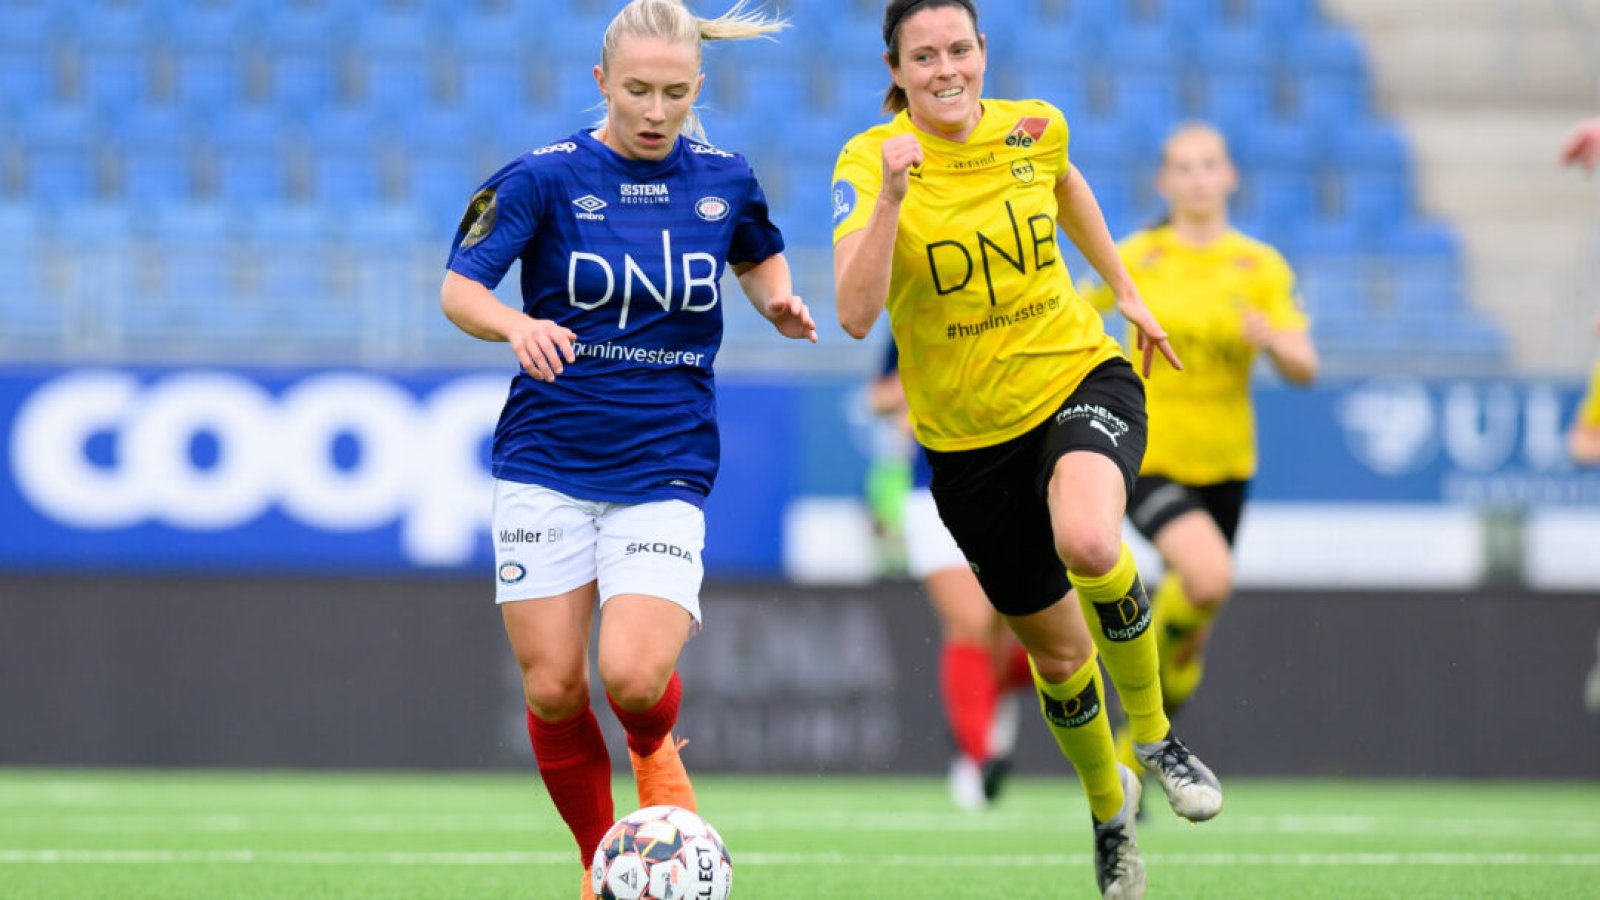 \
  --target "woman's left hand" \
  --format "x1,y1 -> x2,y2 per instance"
1117,291 -> 1182,376
764,294 -> 818,342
